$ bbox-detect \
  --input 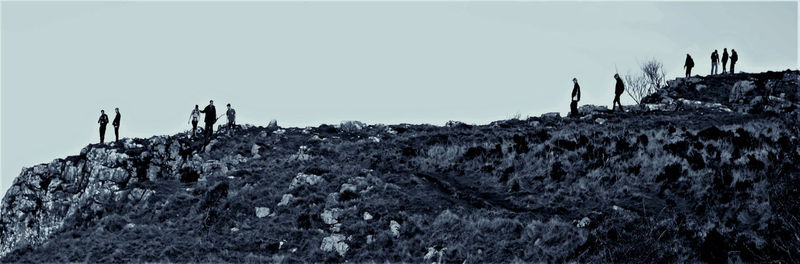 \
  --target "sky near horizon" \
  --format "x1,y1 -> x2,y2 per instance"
1,1 -> 798,198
